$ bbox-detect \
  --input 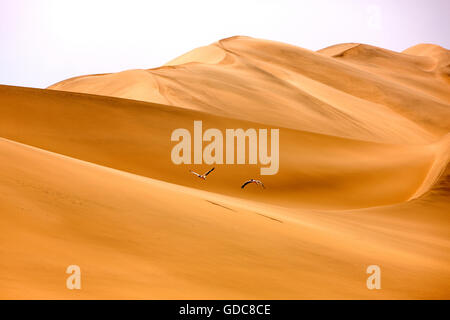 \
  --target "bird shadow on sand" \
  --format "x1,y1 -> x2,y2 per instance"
206,200 -> 236,212
252,212 -> 283,223
205,200 -> 283,223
